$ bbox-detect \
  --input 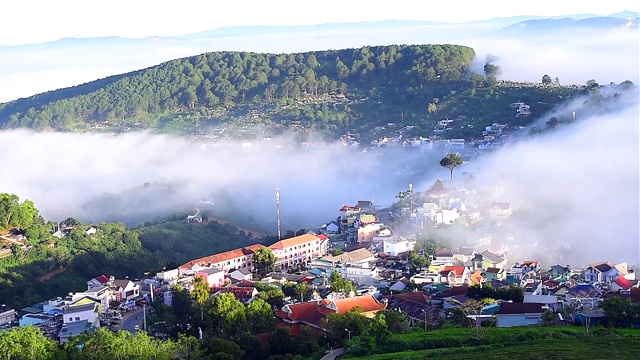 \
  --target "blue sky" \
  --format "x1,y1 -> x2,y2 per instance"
1,0 -> 637,45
